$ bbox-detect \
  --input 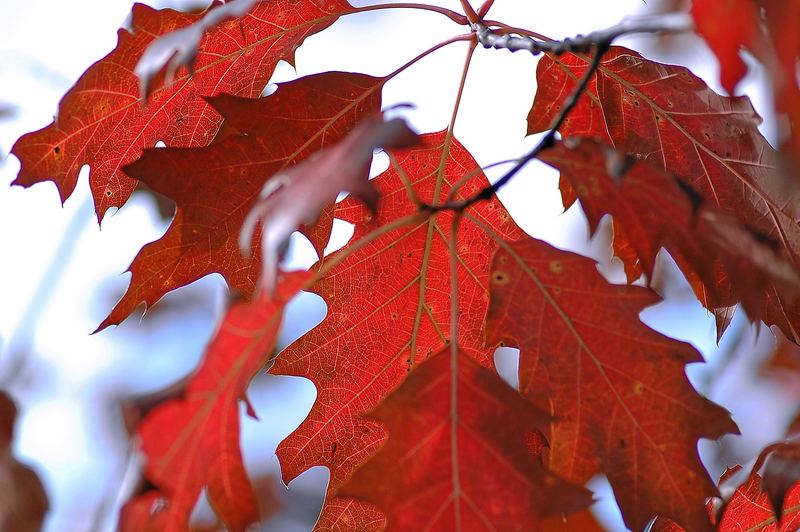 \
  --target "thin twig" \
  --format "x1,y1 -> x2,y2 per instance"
424,41 -> 610,213
474,13 -> 692,56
